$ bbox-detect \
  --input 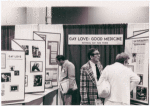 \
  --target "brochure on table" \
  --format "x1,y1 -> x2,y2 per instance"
1,40 -> 25,101
125,32 -> 149,104
33,31 -> 61,88
13,34 -> 45,93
